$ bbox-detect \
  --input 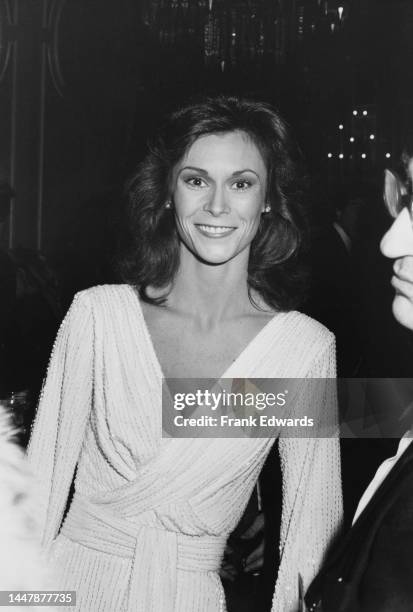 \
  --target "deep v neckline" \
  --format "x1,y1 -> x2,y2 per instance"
128,285 -> 281,380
